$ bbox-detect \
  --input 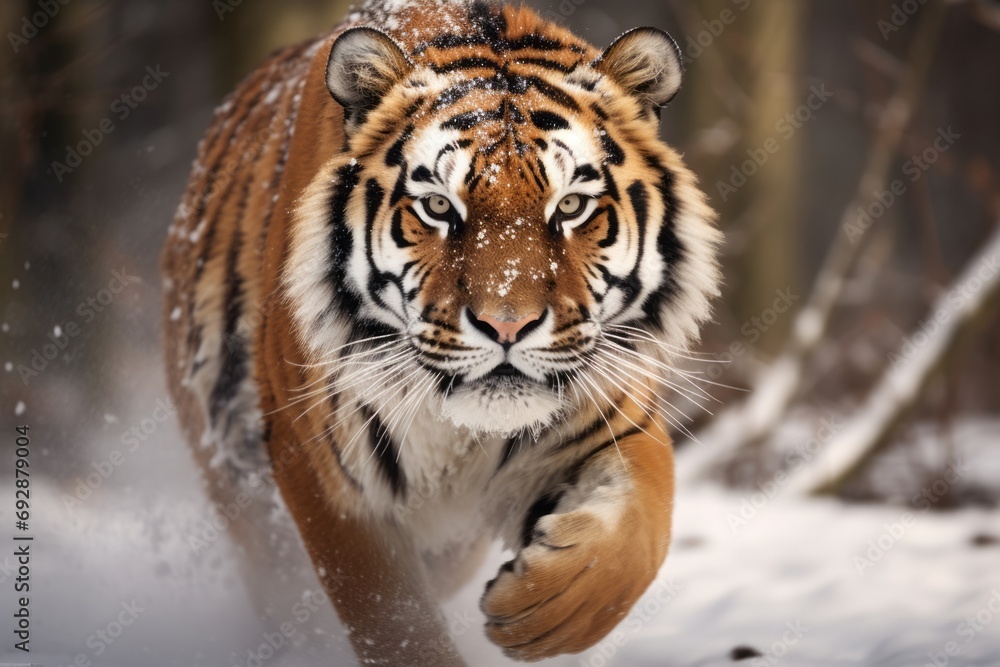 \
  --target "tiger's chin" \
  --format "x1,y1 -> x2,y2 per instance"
440,379 -> 564,435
